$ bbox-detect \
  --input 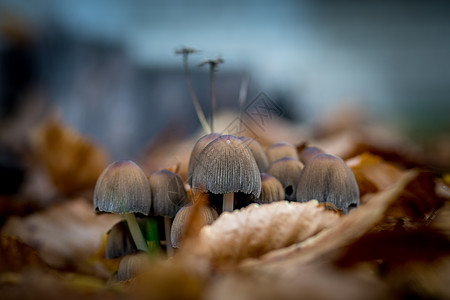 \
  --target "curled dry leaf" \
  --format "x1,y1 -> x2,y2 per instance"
31,116 -> 109,196
1,198 -> 119,272
186,200 -> 341,268
347,152 -> 405,201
